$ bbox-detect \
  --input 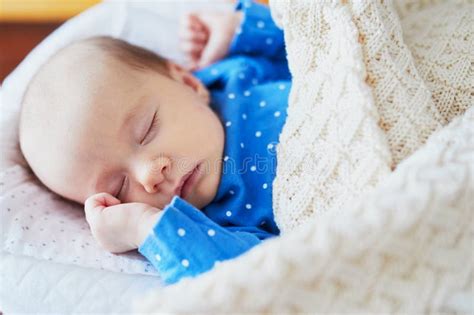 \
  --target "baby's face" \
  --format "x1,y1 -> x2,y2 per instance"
51,60 -> 224,210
